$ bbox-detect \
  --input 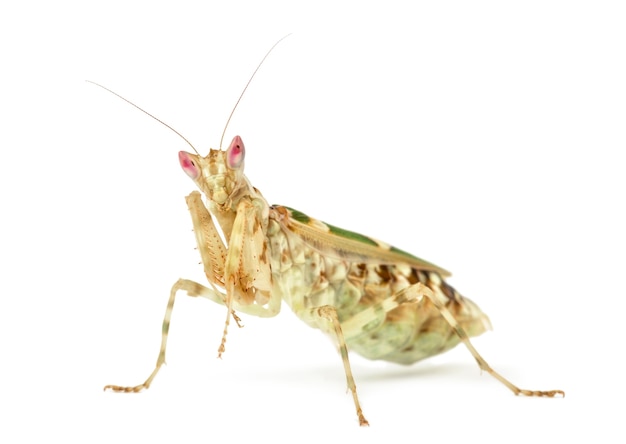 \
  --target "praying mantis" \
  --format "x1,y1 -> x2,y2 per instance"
97,38 -> 564,426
